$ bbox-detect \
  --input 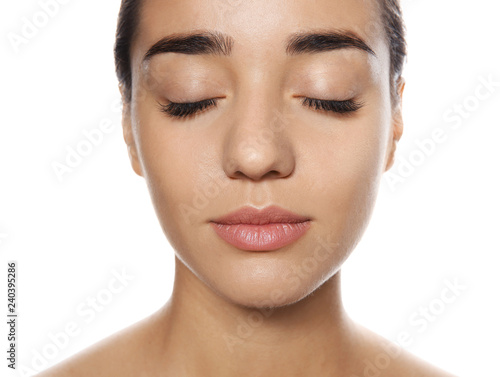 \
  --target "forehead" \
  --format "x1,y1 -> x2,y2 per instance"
133,0 -> 386,57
